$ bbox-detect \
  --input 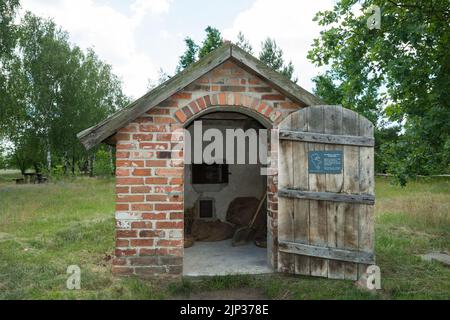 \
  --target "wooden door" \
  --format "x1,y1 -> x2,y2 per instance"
277,105 -> 375,280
